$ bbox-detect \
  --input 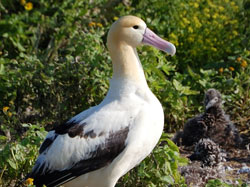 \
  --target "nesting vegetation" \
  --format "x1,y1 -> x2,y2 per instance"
0,0 -> 249,186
